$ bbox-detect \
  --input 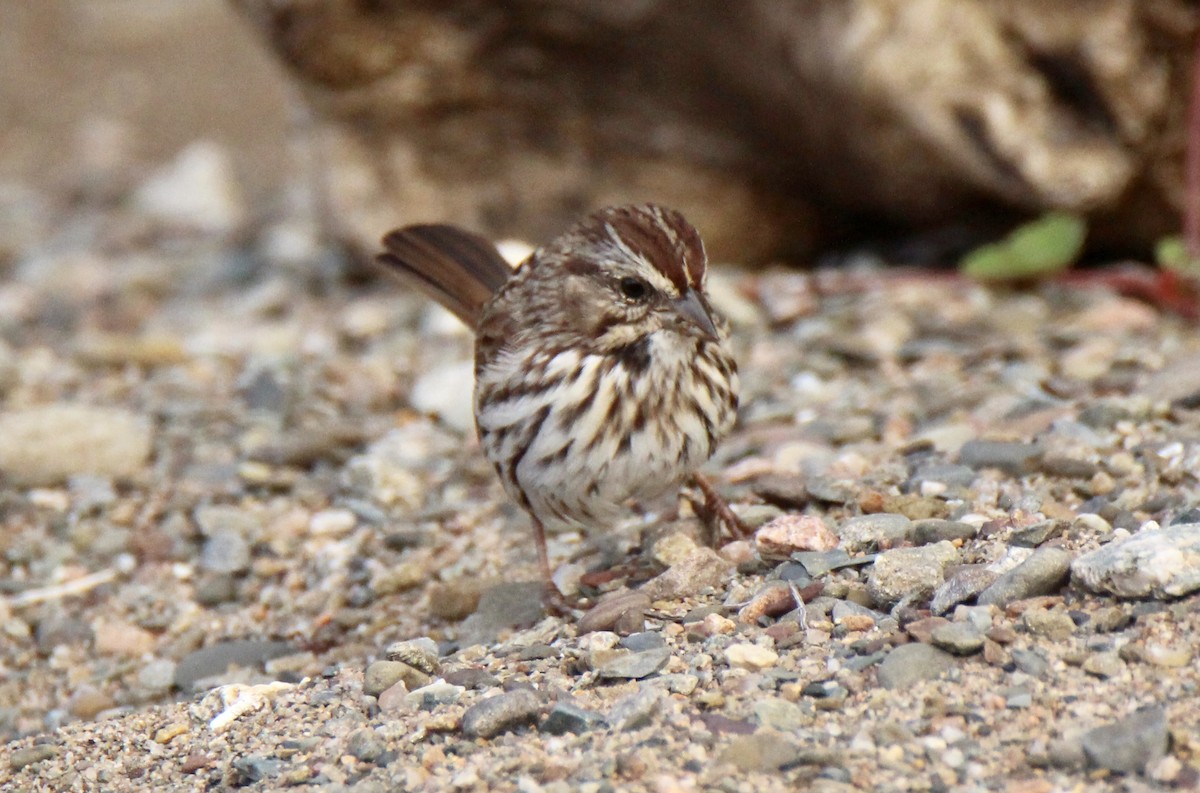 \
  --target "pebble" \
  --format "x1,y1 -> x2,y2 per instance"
1019,609 -> 1076,641
364,661 -> 413,697
1071,523 -> 1200,598
346,728 -> 387,763
540,702 -> 607,735
793,549 -> 858,578
725,643 -> 779,670
385,638 -> 440,675
650,532 -> 698,566
1080,707 -> 1169,774
429,581 -> 483,622
1082,652 -> 1125,678
977,547 -> 1072,606
909,463 -> 977,489
876,644 -> 956,689
93,619 -> 156,657
752,474 -> 809,509
1141,643 -> 1193,667
66,686 -> 116,720
929,622 -> 985,655
405,682 -> 464,709
837,513 -> 911,552
609,687 -> 665,731
458,582 -> 545,645
0,406 -> 152,486
717,732 -> 803,772
639,547 -> 733,601
1011,648 -> 1049,677
461,689 -> 545,739
755,515 -> 838,557
753,697 -> 807,731
9,744 -> 58,770
618,631 -> 665,652
958,440 -> 1044,474
911,519 -> 977,545
930,567 -> 997,615
737,581 -> 802,623
593,648 -> 672,680
199,530 -> 252,575
138,659 -> 178,693
867,543 -> 955,606
174,640 -> 294,691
